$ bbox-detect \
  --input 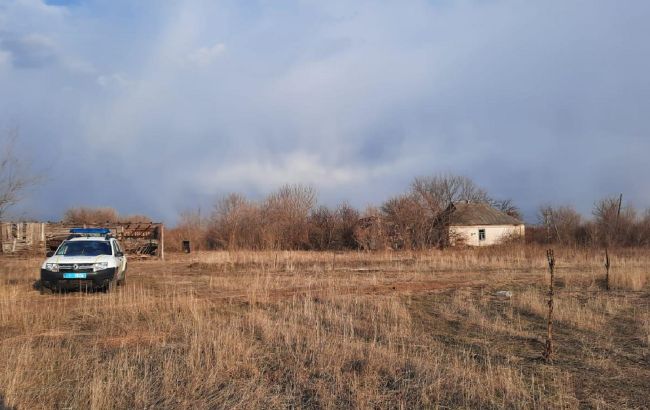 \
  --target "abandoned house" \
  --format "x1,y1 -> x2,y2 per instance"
0,222 -> 165,258
442,202 -> 525,246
